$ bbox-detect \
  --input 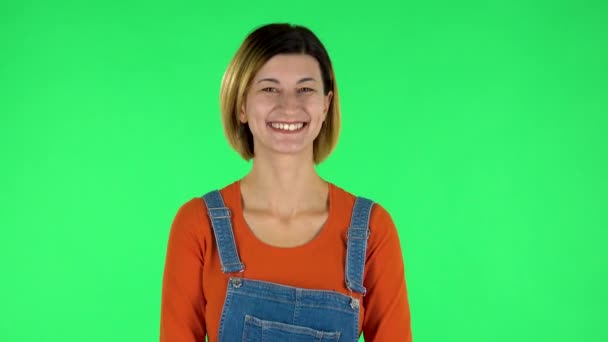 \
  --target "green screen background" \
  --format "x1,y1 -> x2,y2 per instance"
1,1 -> 606,341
